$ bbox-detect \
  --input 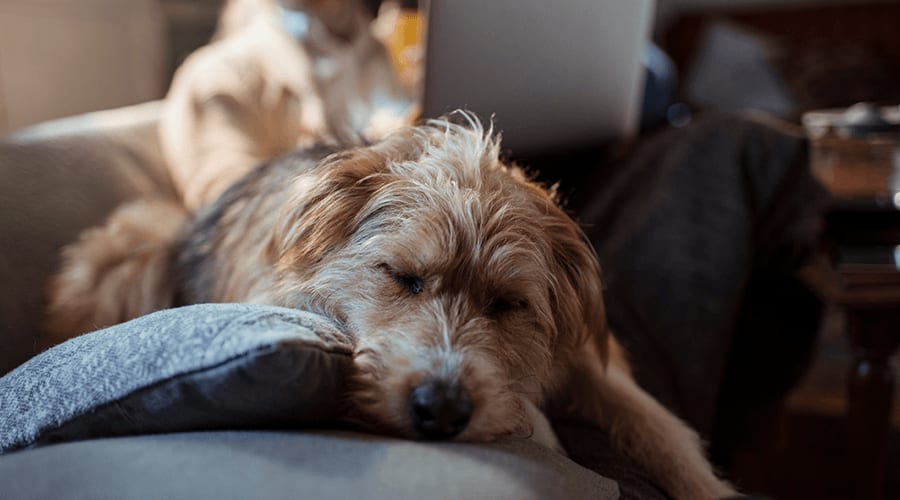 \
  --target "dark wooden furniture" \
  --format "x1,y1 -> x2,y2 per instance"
825,204 -> 900,500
